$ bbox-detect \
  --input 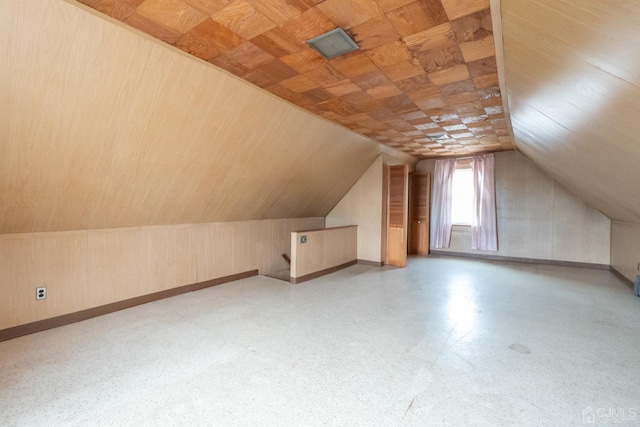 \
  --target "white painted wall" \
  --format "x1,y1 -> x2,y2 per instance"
416,151 -> 611,265
610,221 -> 640,282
